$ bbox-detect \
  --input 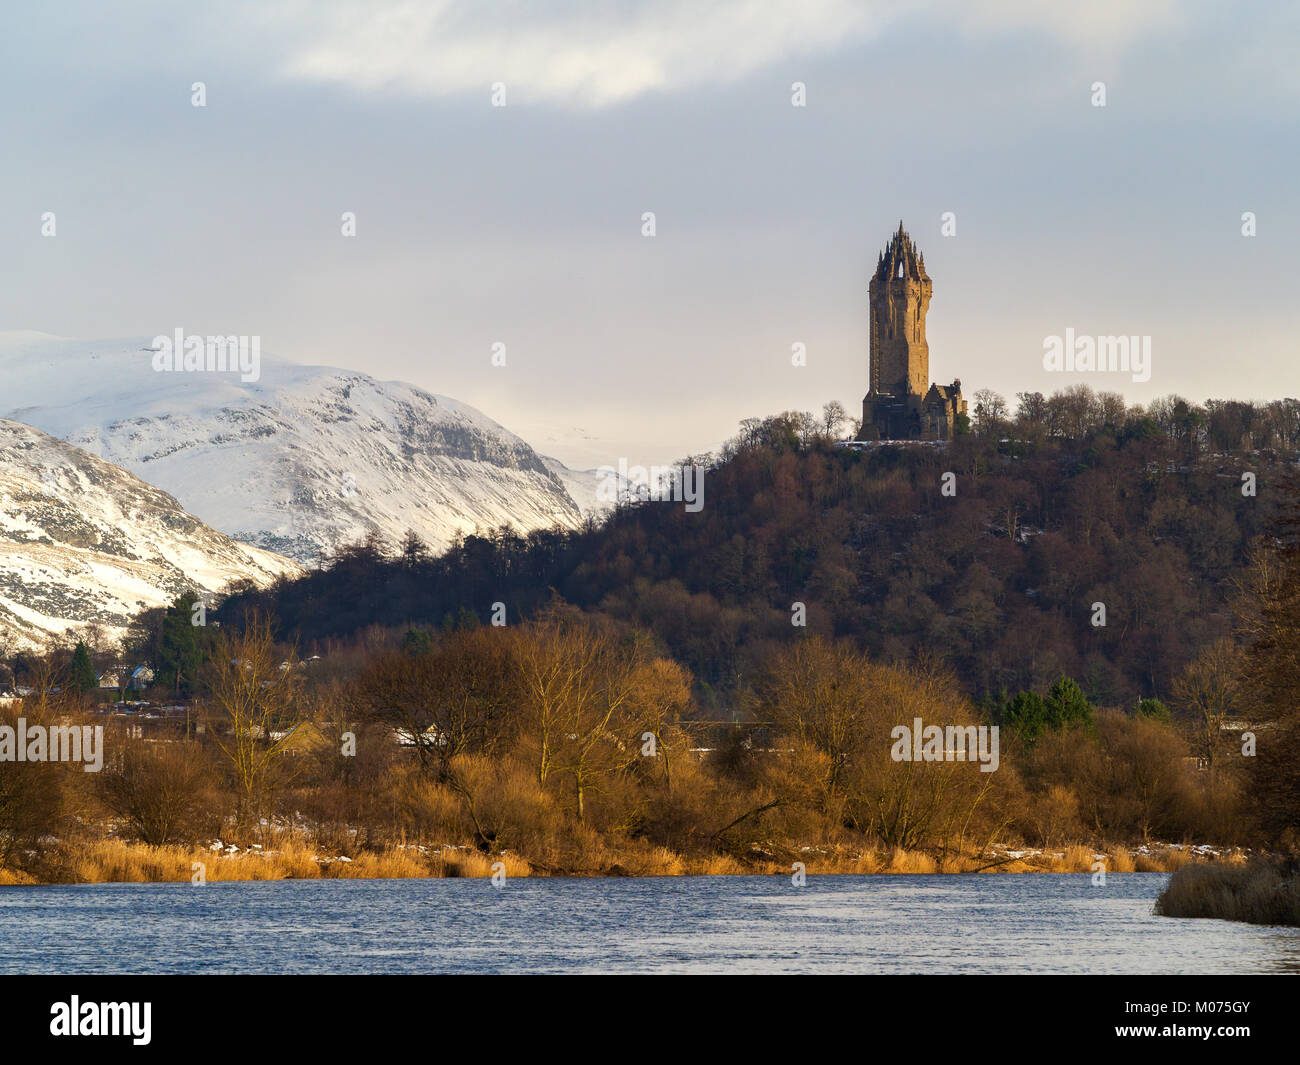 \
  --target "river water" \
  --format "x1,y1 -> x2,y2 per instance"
2,872 -> 1297,974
